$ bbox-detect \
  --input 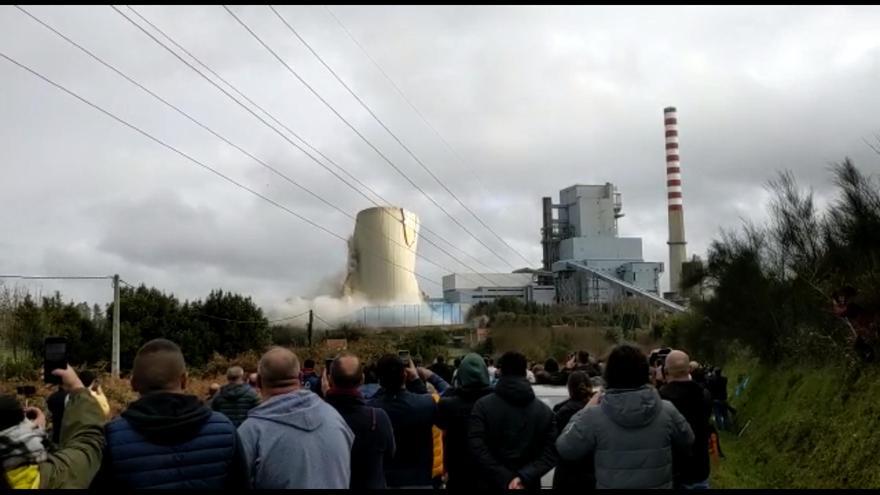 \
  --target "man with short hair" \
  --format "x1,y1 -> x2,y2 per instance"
301,359 -> 322,396
238,347 -> 353,489
573,350 -> 602,377
660,350 -> 713,489
324,352 -> 395,489
211,366 -> 261,427
469,351 -> 558,491
428,355 -> 454,384
368,354 -> 449,488
99,339 -> 248,489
